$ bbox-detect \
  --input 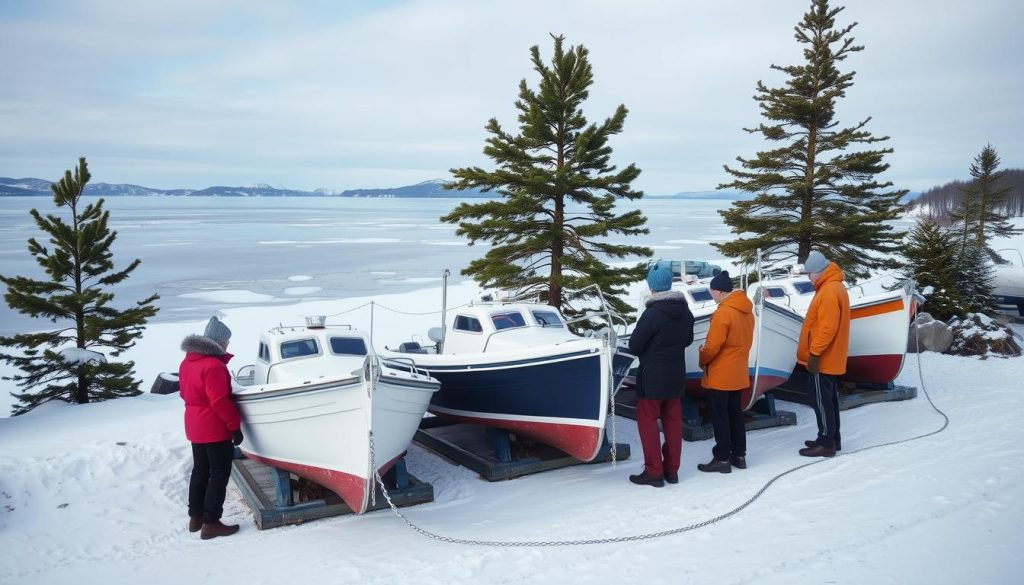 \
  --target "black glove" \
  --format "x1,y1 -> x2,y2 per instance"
231,429 -> 244,446
806,354 -> 821,375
